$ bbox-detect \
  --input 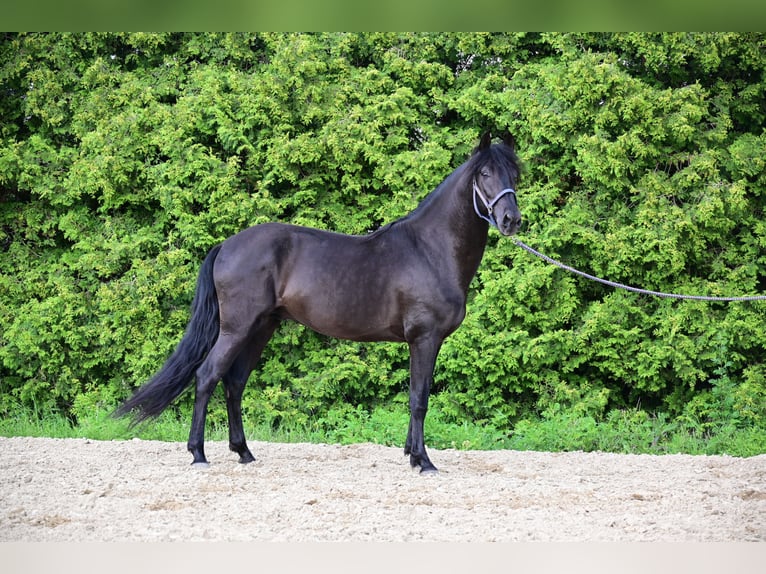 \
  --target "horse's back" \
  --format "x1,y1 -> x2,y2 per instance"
215,221 -> 398,278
